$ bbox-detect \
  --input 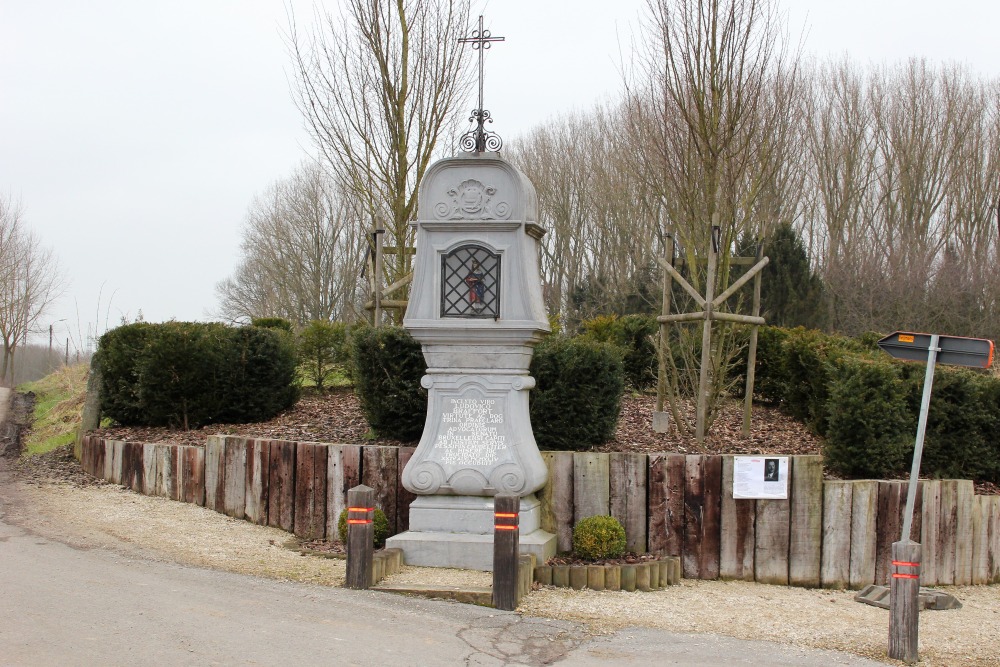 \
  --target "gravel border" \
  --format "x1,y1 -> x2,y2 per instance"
4,464 -> 999,666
